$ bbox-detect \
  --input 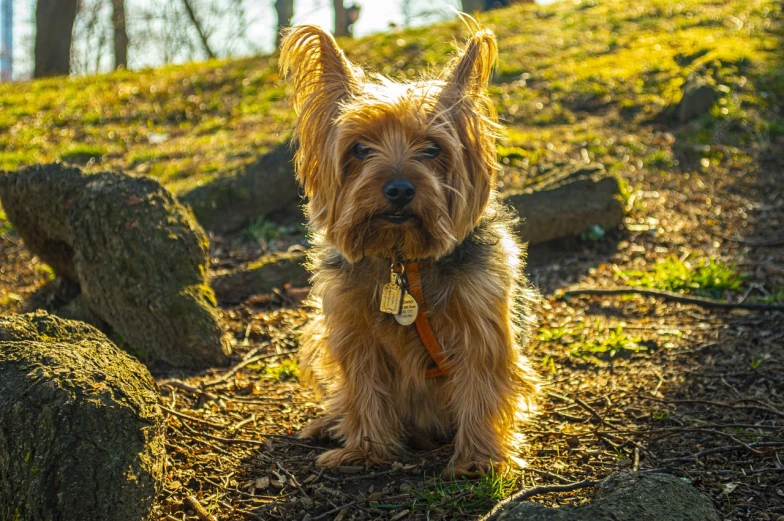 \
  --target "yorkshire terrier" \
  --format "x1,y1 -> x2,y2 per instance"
280,24 -> 538,476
